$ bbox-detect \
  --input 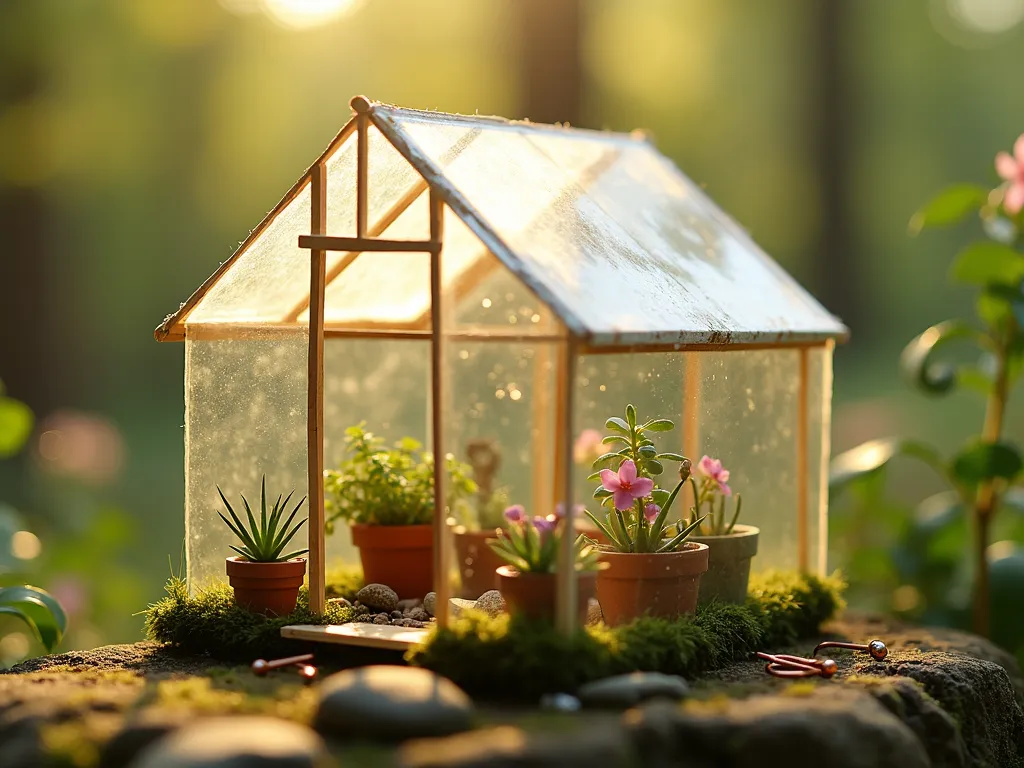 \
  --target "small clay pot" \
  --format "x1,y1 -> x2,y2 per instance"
596,542 -> 709,626
453,528 -> 504,598
226,557 -> 306,616
351,523 -> 433,598
689,525 -> 759,605
496,565 -> 598,623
